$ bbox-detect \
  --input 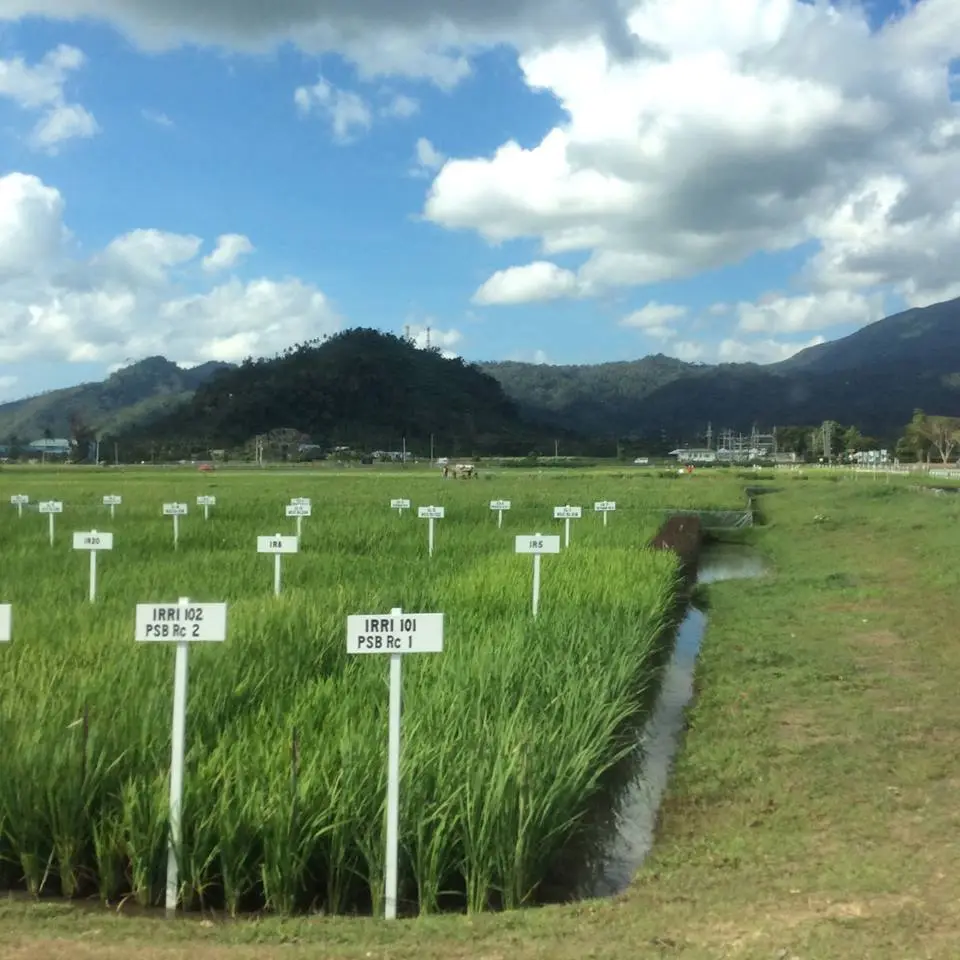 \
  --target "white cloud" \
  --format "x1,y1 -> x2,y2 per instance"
382,93 -> 419,118
422,0 -> 960,316
717,334 -> 825,364
0,374 -> 18,394
664,340 -> 704,362
0,0 -> 648,88
0,171 -> 340,367
735,290 -> 885,334
410,137 -> 446,177
202,233 -> 254,272
141,108 -> 173,127
405,323 -> 462,358
0,44 -> 99,150
295,77 -> 372,142
472,261 -> 583,305
620,301 -> 686,338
